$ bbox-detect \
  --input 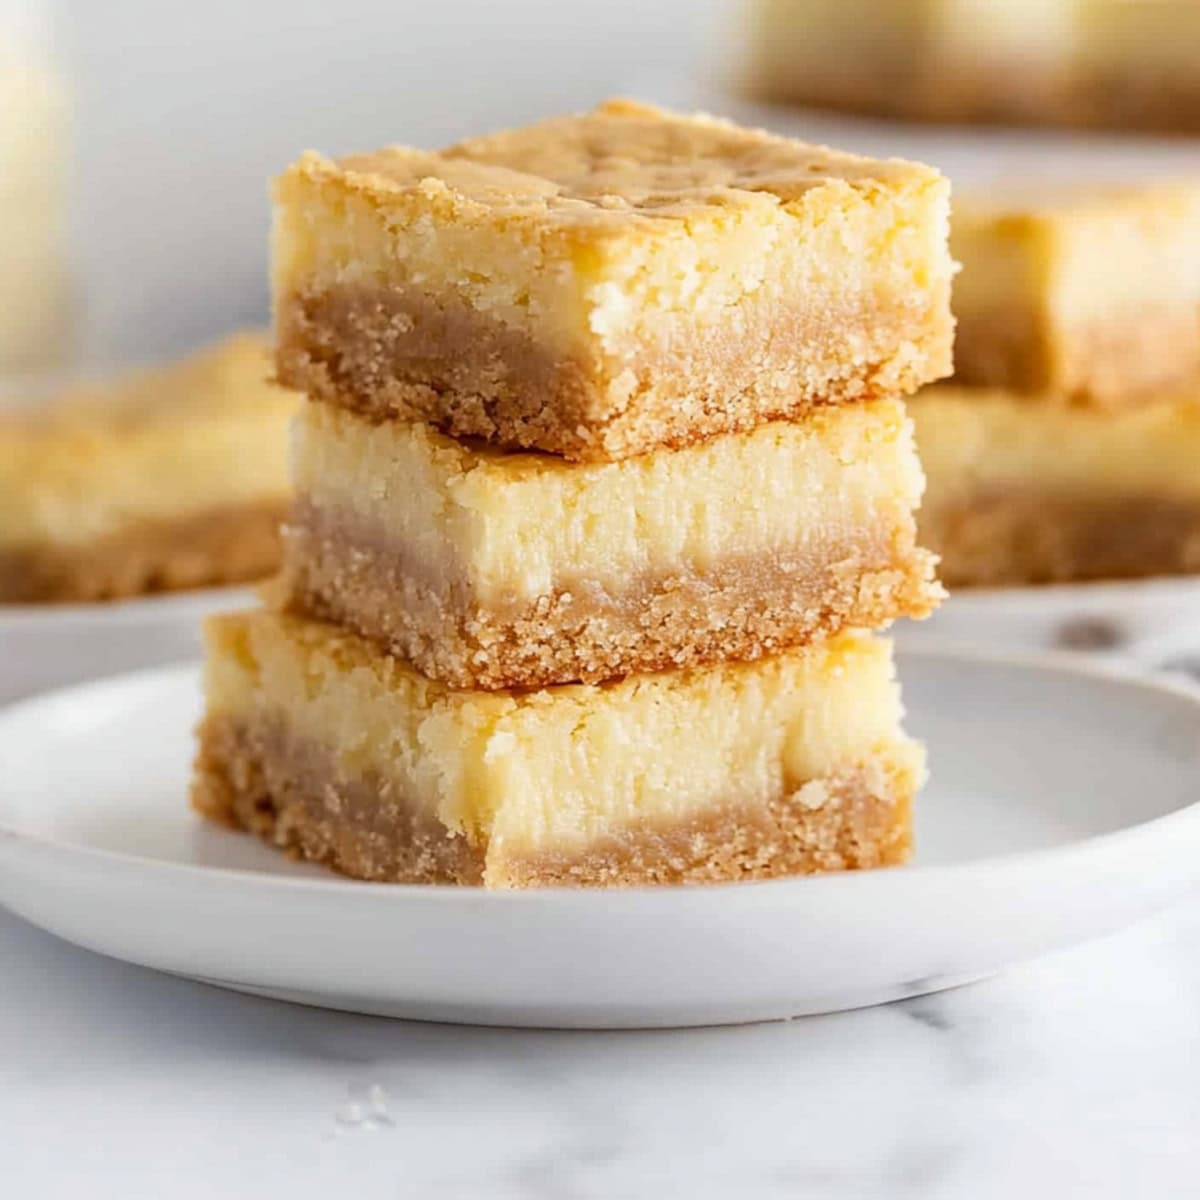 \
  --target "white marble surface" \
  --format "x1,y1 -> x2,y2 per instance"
4,894 -> 1200,1199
